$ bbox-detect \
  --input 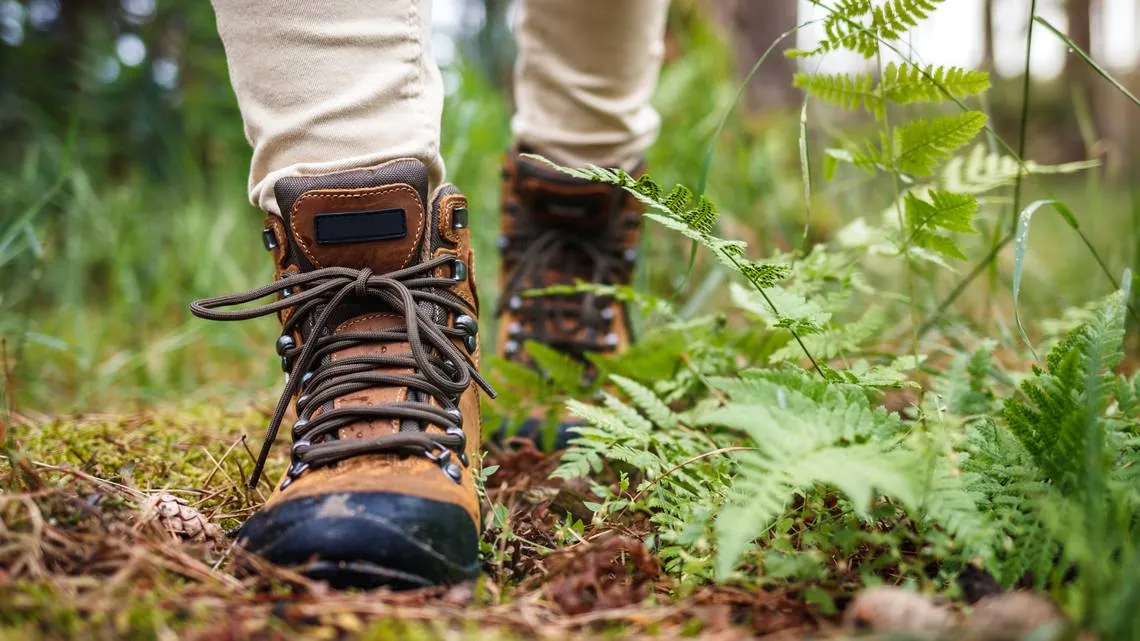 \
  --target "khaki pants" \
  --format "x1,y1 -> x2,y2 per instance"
212,0 -> 669,215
